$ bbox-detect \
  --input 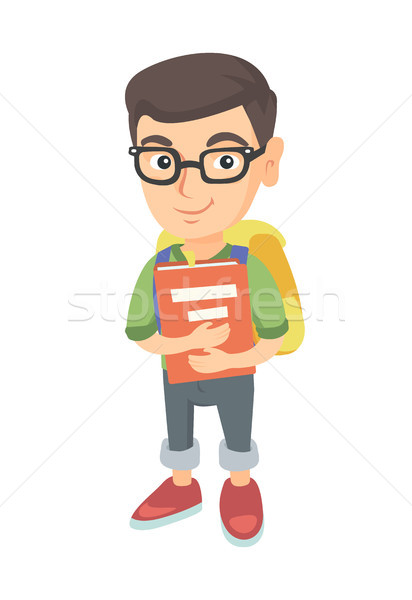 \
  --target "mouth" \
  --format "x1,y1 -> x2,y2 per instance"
174,198 -> 214,222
